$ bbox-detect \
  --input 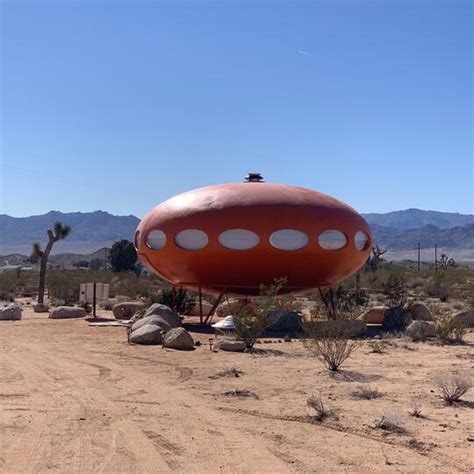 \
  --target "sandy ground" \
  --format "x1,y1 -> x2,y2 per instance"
1,307 -> 473,473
